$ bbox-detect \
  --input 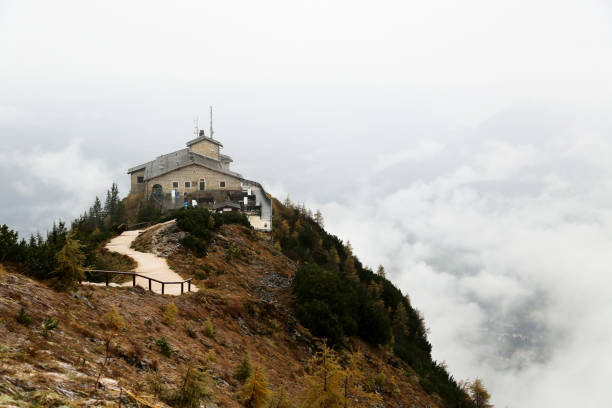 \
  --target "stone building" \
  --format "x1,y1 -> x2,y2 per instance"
128,131 -> 272,231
